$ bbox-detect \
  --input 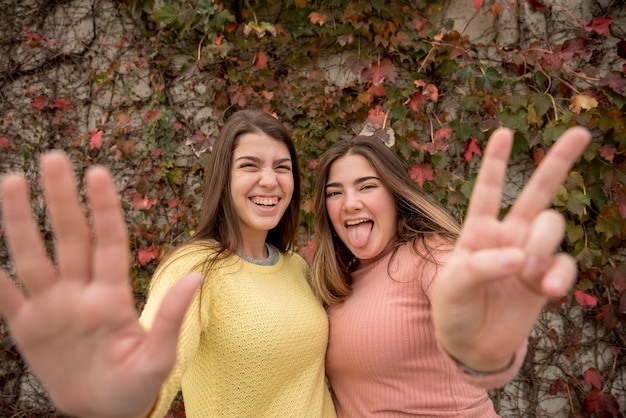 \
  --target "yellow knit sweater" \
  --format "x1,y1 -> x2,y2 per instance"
139,243 -> 336,418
